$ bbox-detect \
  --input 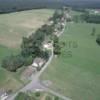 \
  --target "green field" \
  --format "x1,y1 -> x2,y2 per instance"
41,22 -> 100,100
0,9 -> 54,48
0,9 -> 54,92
